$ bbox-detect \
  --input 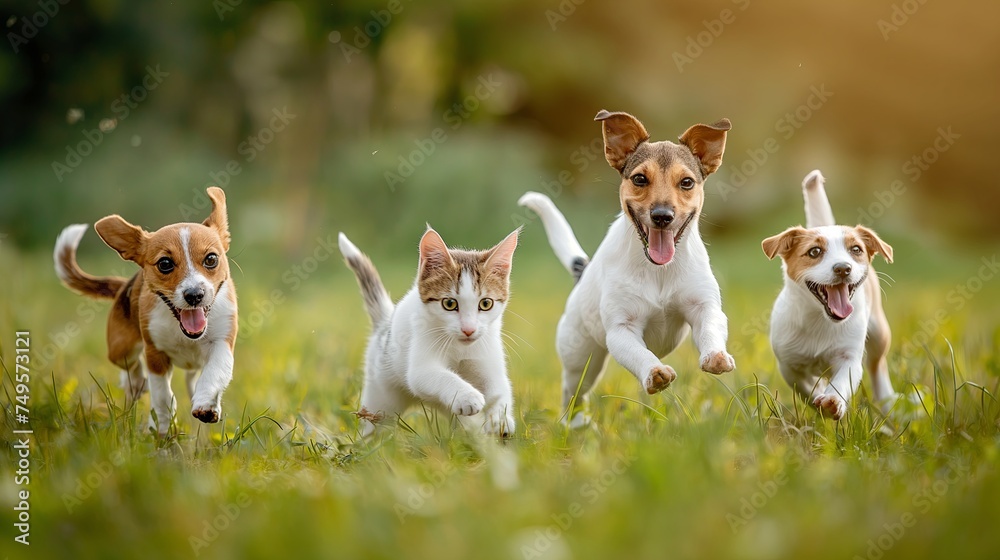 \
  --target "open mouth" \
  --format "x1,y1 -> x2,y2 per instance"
627,207 -> 695,266
805,271 -> 867,322
156,292 -> 210,339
